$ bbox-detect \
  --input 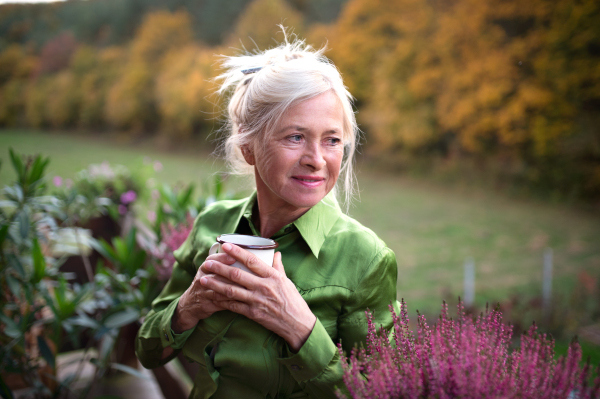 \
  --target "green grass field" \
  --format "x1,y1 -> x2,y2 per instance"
2,129 -> 600,362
